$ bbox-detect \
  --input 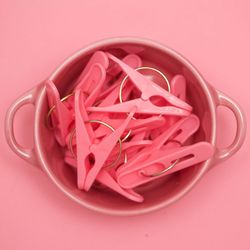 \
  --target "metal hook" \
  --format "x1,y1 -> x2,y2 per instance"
119,66 -> 171,103
140,159 -> 179,177
140,140 -> 182,177
68,119 -> 123,168
119,66 -> 171,141
46,92 -> 74,129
